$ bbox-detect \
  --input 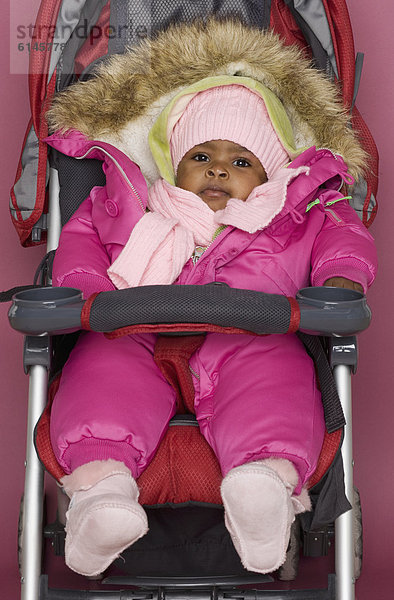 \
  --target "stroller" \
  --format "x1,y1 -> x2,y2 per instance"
7,2 -> 378,599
